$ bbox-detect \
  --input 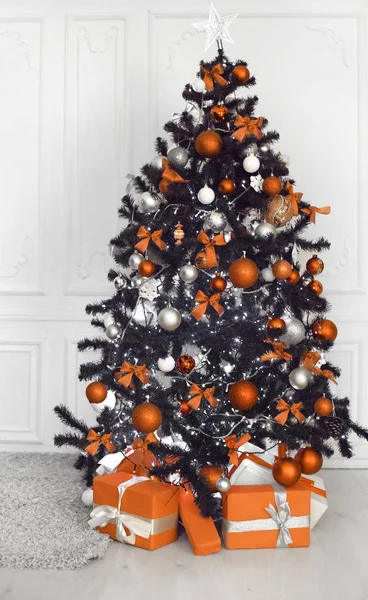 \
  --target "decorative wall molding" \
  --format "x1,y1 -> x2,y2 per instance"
0,28 -> 34,69
306,24 -> 350,66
